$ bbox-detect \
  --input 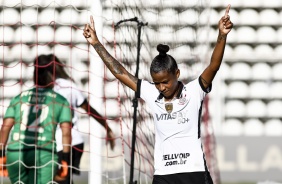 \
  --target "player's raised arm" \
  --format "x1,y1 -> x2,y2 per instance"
83,16 -> 138,92
200,4 -> 233,89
